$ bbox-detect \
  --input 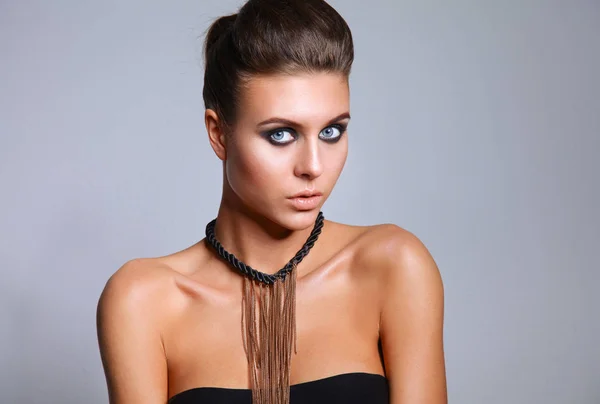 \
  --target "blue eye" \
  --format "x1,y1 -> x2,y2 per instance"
319,125 -> 343,141
268,129 -> 295,145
